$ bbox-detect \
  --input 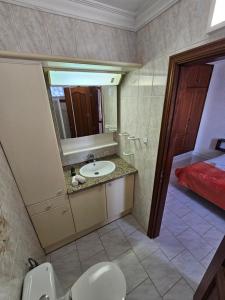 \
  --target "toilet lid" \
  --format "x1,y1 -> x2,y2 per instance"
71,262 -> 126,300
